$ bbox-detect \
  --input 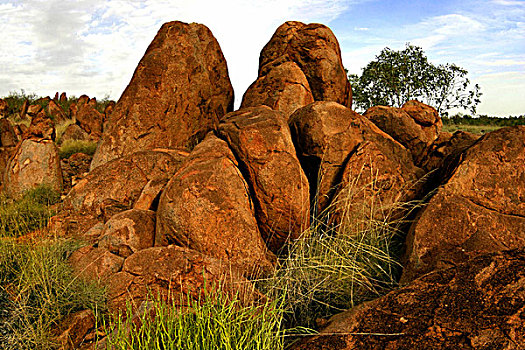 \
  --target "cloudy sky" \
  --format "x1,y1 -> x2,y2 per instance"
0,0 -> 524,116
